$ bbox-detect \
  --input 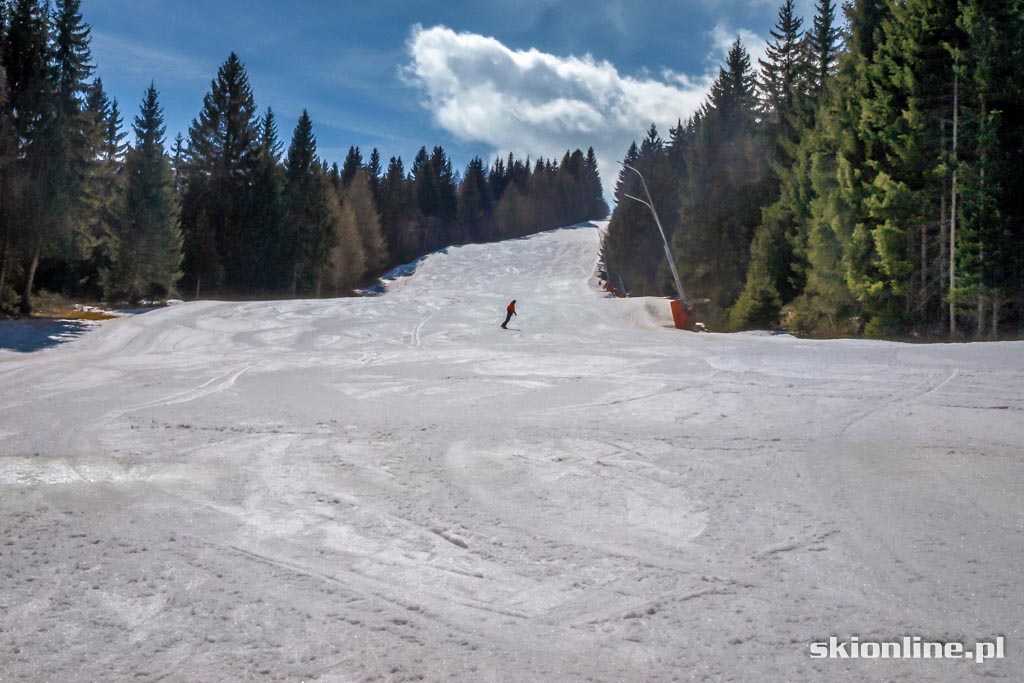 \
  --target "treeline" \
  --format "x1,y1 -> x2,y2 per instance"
604,0 -> 1024,338
0,0 -> 608,314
